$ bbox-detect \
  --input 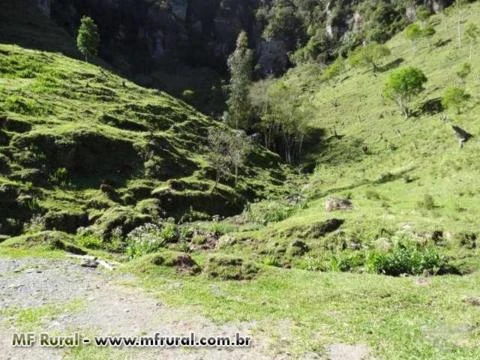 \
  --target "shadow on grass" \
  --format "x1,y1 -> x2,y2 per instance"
378,58 -> 404,73
308,166 -> 417,201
